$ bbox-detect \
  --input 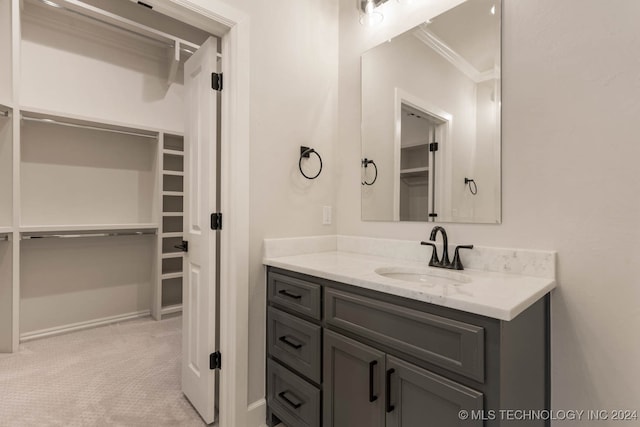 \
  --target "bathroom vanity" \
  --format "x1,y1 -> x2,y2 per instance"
263,241 -> 555,427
